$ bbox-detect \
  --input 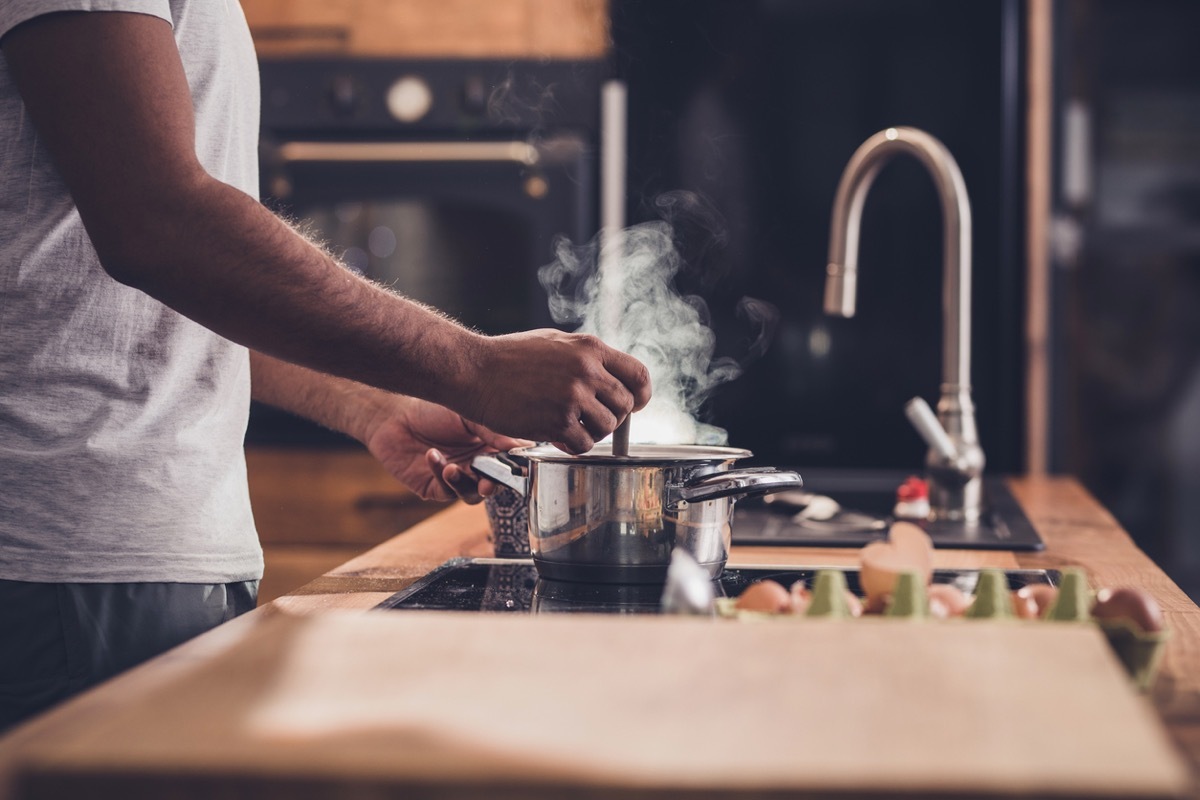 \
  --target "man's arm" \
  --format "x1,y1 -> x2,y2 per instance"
247,351 -> 393,450
249,352 -> 524,502
1,11 -> 649,454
